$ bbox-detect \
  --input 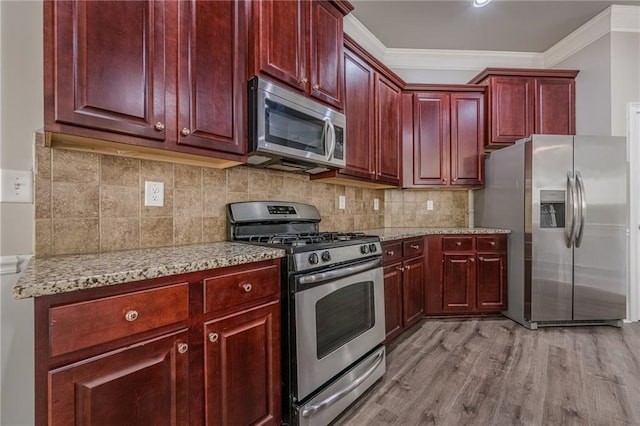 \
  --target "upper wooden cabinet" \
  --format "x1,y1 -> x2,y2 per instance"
402,86 -> 485,188
250,0 -> 353,109
311,36 -> 403,188
468,68 -> 578,149
44,0 -> 245,165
